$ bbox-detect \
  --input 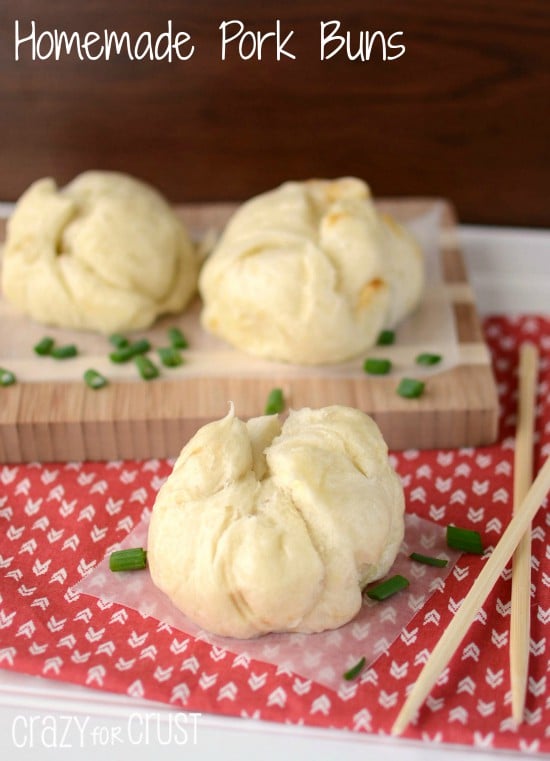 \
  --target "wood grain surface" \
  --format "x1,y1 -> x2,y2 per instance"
0,1 -> 549,226
0,199 -> 499,462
